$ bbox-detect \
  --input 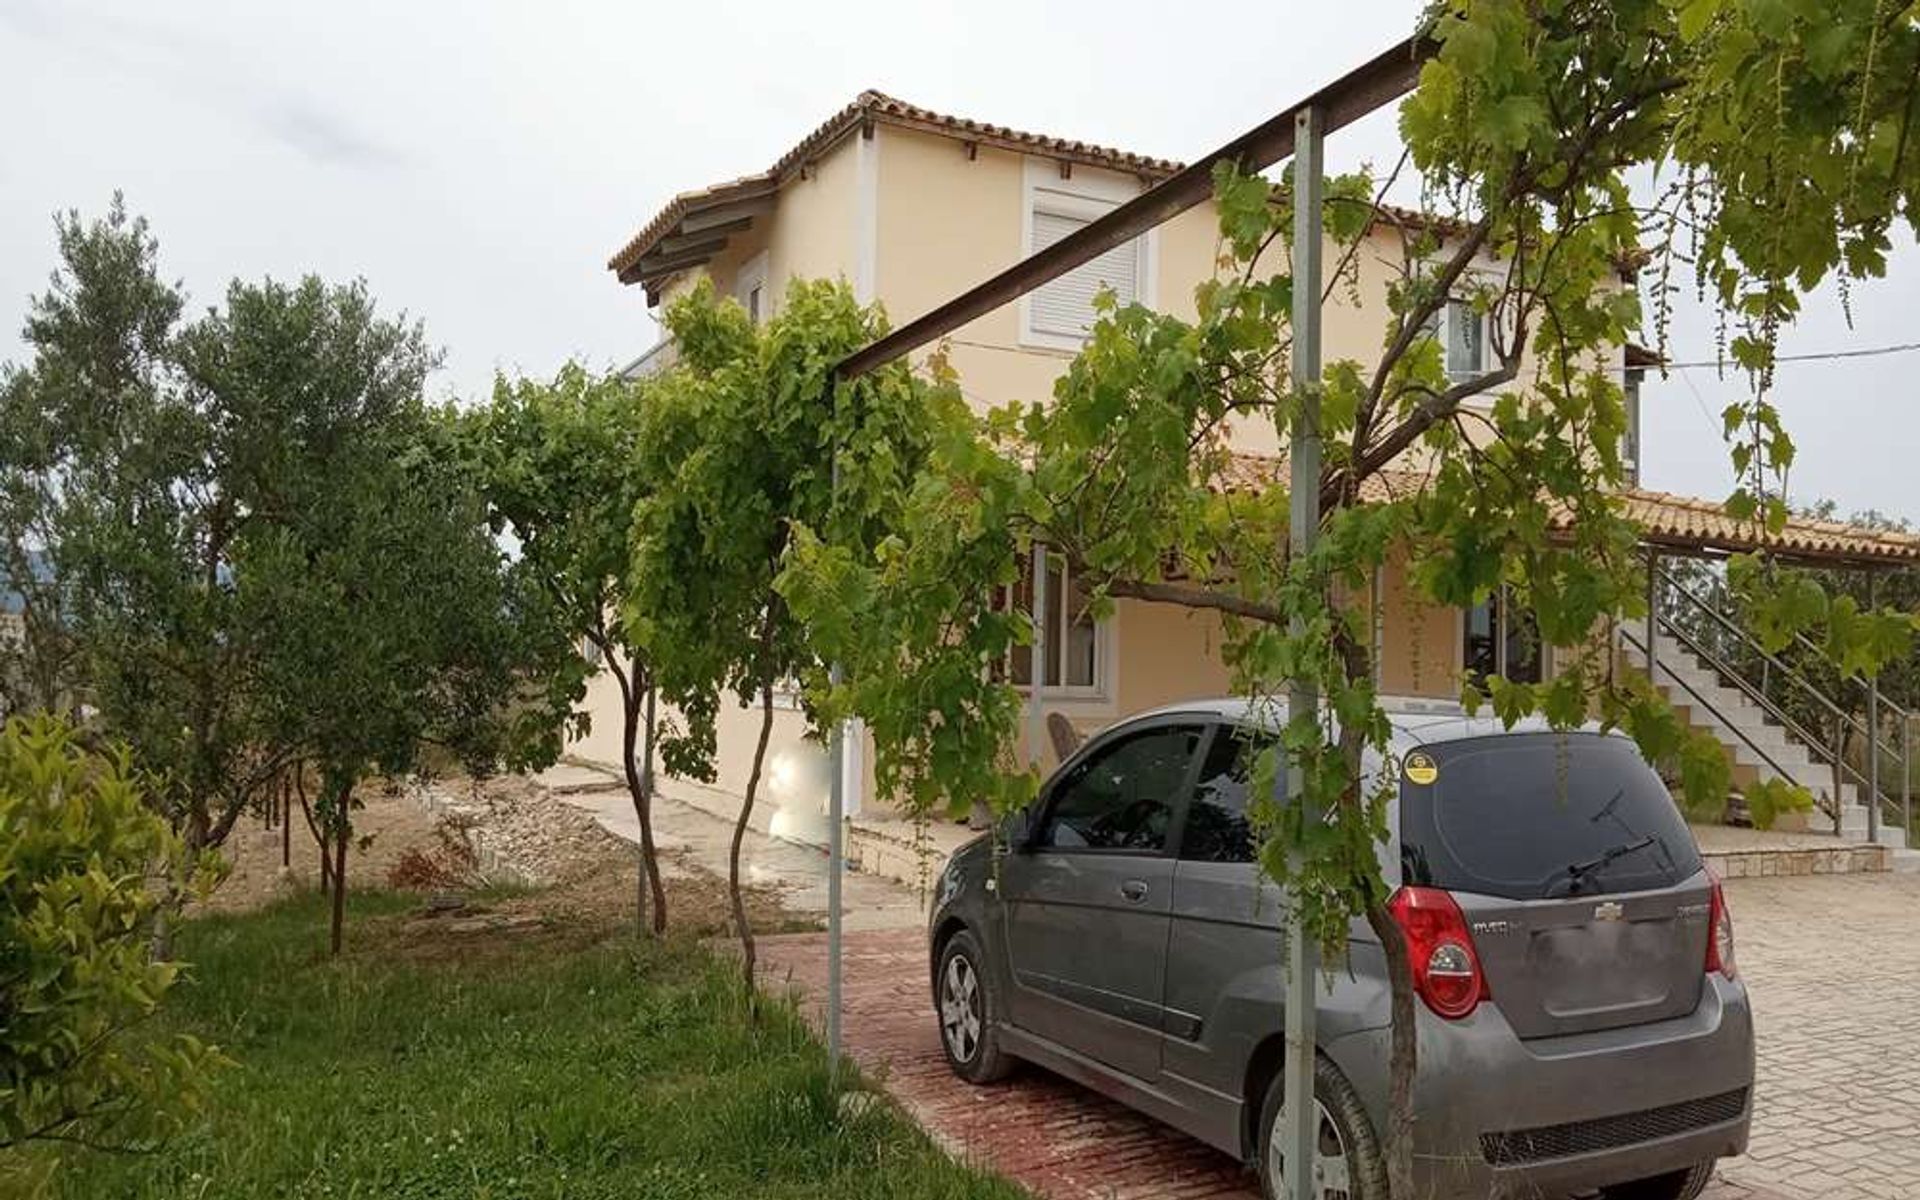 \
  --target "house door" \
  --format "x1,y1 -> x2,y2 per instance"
1464,589 -> 1542,685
